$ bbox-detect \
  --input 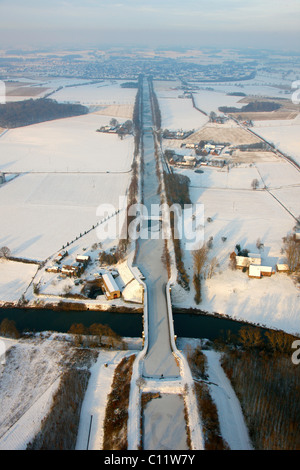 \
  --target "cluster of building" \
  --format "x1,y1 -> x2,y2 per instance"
46,253 -> 90,278
232,252 -> 274,279
163,130 -> 193,140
